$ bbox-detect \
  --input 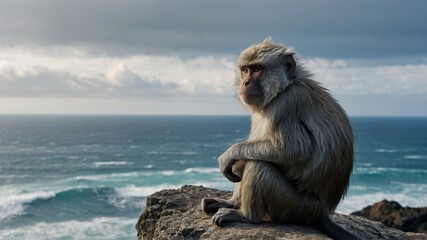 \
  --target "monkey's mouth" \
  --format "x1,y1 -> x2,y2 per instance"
240,93 -> 262,103
240,93 -> 261,98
